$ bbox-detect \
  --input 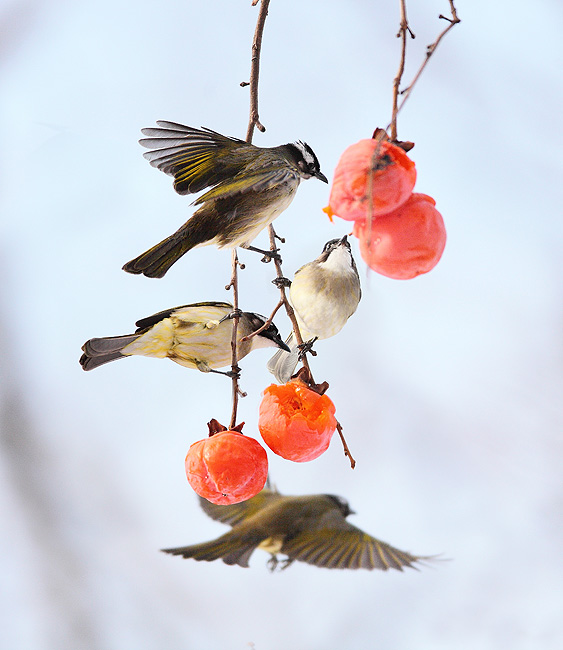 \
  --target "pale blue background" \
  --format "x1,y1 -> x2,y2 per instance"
1,1 -> 562,648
